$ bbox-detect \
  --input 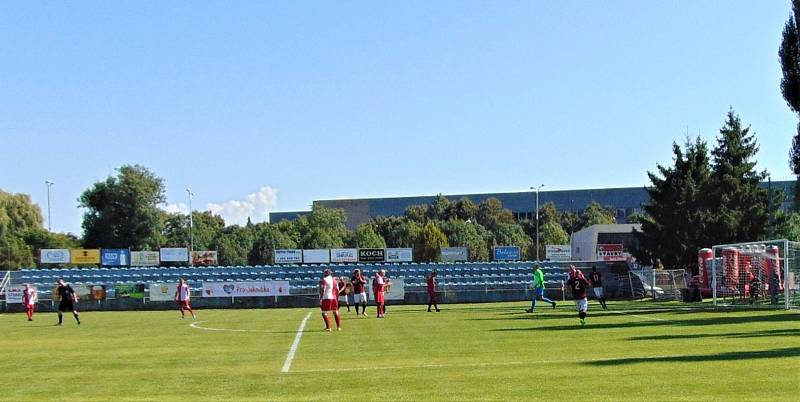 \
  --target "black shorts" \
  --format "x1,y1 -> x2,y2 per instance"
58,300 -> 75,312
